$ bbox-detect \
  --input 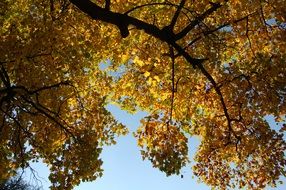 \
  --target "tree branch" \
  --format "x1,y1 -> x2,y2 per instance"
70,0 -> 204,67
124,2 -> 190,15
105,0 -> 110,10
169,46 -> 175,125
196,63 -> 238,140
31,81 -> 71,94
70,0 -> 237,139
21,95 -> 75,139
174,2 -> 222,41
0,64 -> 11,88
169,0 -> 186,30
